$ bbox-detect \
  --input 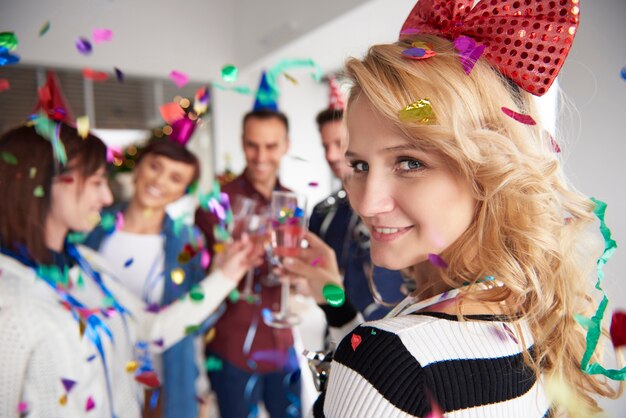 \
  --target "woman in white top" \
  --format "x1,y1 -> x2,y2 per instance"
0,120 -> 256,418
280,1 -> 622,416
